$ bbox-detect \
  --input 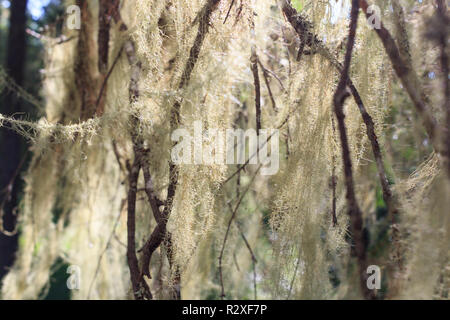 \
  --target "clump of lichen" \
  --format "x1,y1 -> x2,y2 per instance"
1,0 -> 448,300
